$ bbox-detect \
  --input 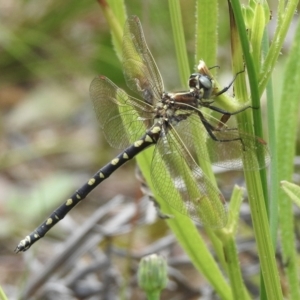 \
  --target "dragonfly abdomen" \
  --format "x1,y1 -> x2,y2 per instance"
15,123 -> 162,252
